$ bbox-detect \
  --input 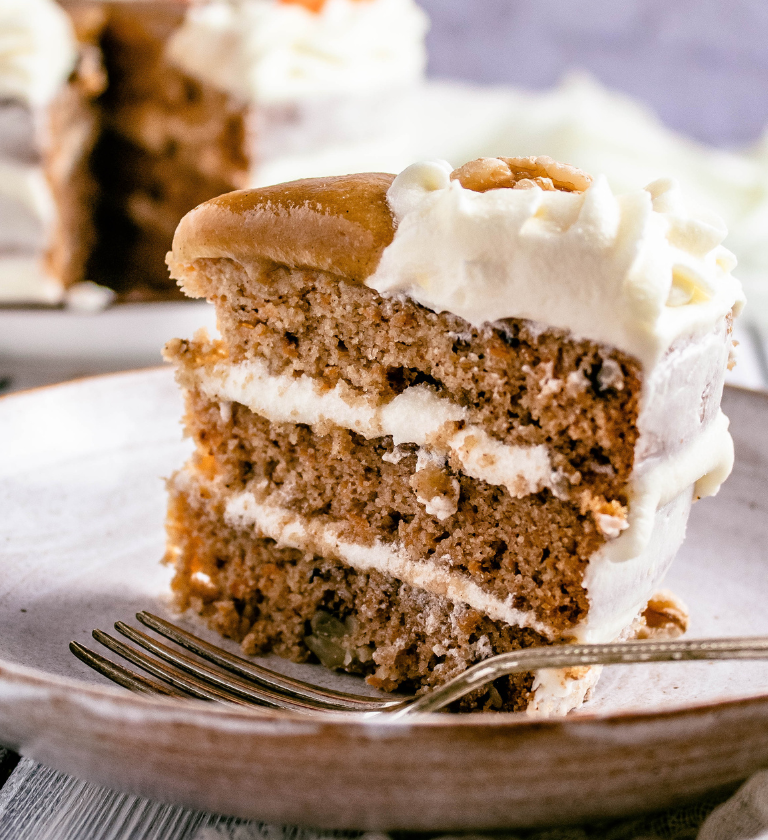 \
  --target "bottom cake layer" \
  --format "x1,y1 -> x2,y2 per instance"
165,477 -> 596,713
